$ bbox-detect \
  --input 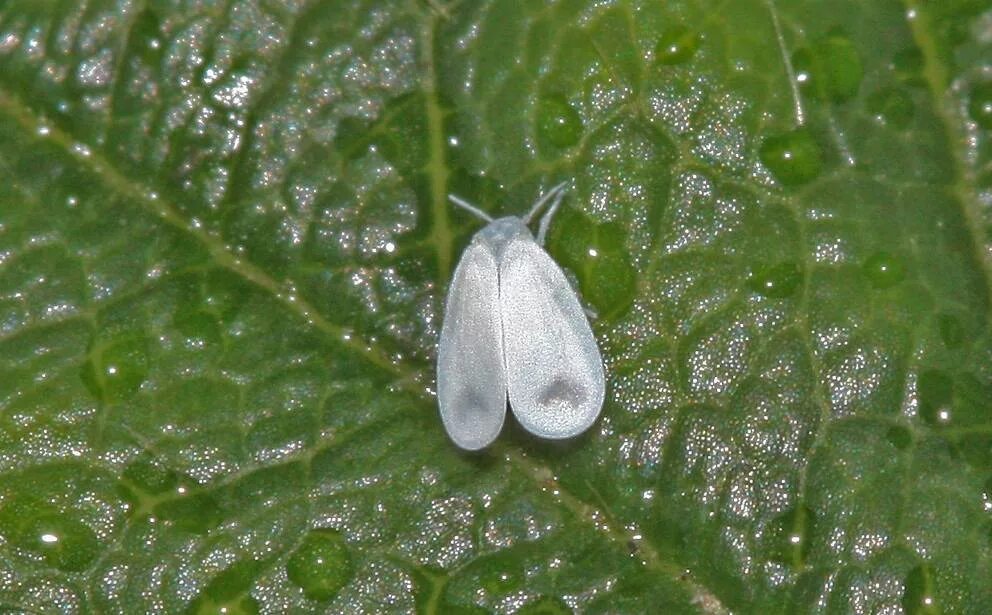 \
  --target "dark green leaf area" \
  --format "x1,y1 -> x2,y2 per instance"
185,559 -> 265,615
759,128 -> 823,187
969,81 -> 992,130
793,31 -> 864,103
117,453 -> 224,534
867,87 -> 915,128
747,262 -> 803,298
655,25 -> 701,66
547,206 -> 636,319
286,529 -> 355,602
0,496 -> 100,572
537,95 -> 584,151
